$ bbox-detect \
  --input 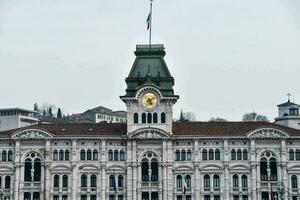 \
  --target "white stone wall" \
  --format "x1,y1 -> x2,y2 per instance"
0,134 -> 300,200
